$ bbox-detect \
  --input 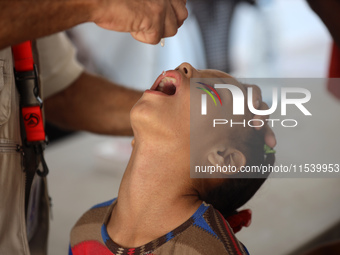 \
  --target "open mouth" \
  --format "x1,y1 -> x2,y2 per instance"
155,77 -> 177,95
